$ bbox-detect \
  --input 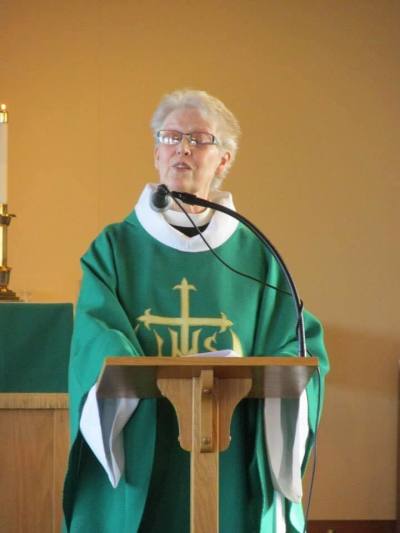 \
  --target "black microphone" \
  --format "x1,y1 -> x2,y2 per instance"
150,184 -> 173,212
